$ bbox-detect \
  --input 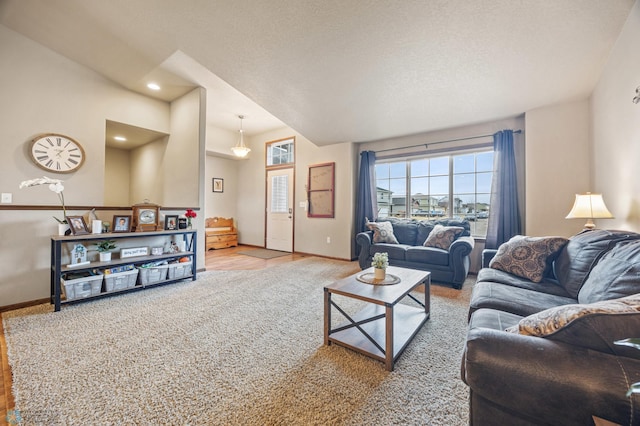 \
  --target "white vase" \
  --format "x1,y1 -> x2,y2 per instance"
99,252 -> 112,262
58,223 -> 70,236
374,267 -> 386,280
